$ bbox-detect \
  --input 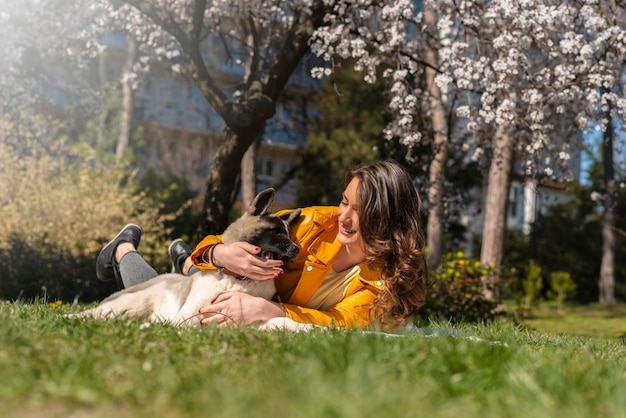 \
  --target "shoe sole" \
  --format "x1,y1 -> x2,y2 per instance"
168,238 -> 184,273
96,223 -> 143,281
